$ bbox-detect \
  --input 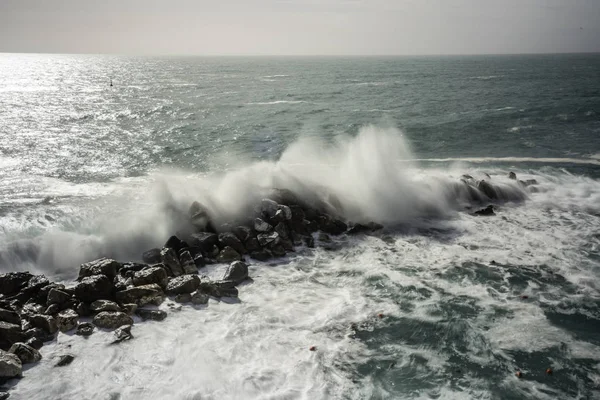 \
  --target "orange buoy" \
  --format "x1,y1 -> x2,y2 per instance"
309,346 -> 316,351
516,371 -> 523,378
546,368 -> 553,375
